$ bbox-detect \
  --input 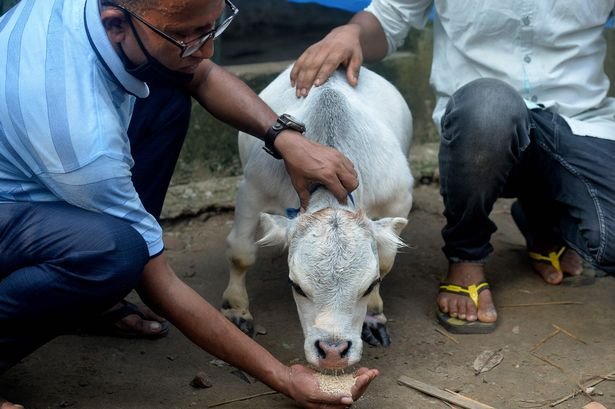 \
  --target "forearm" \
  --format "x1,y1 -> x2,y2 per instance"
190,62 -> 276,140
138,256 -> 291,396
349,11 -> 389,62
